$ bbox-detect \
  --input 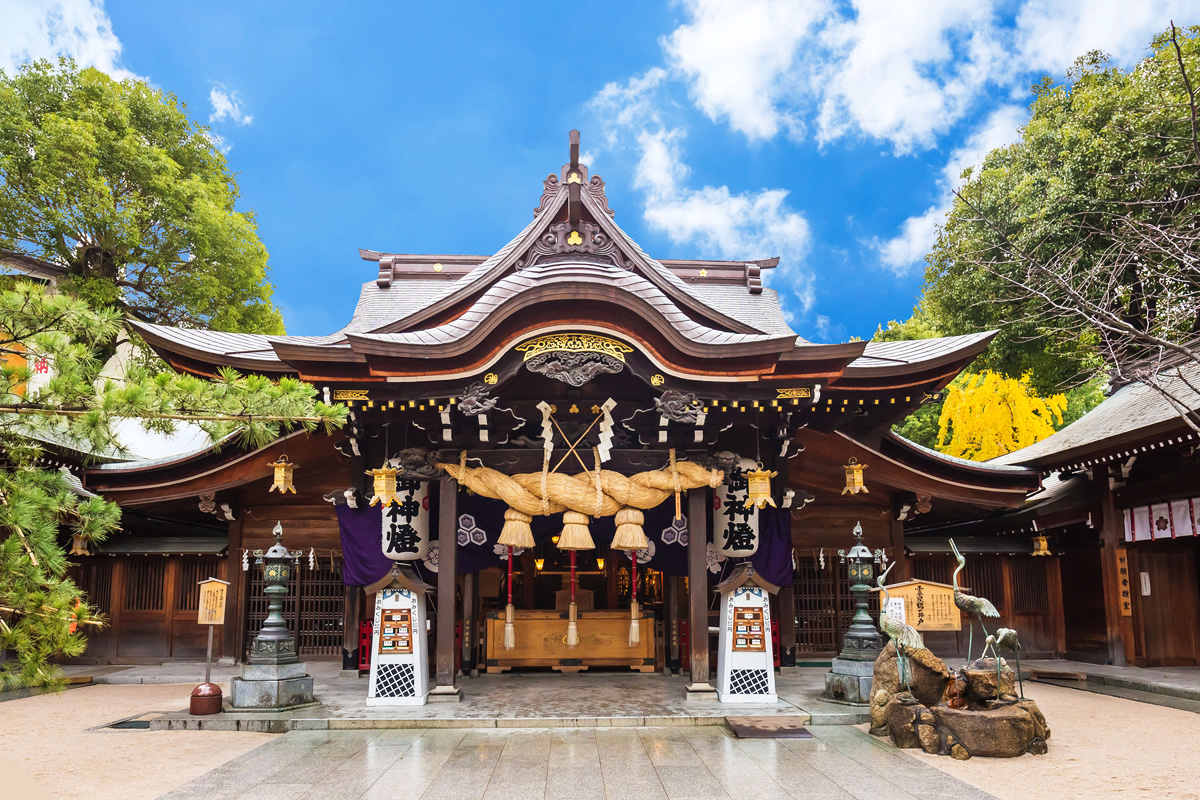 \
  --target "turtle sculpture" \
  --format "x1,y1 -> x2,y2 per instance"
877,562 -> 925,697
949,538 -> 999,665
